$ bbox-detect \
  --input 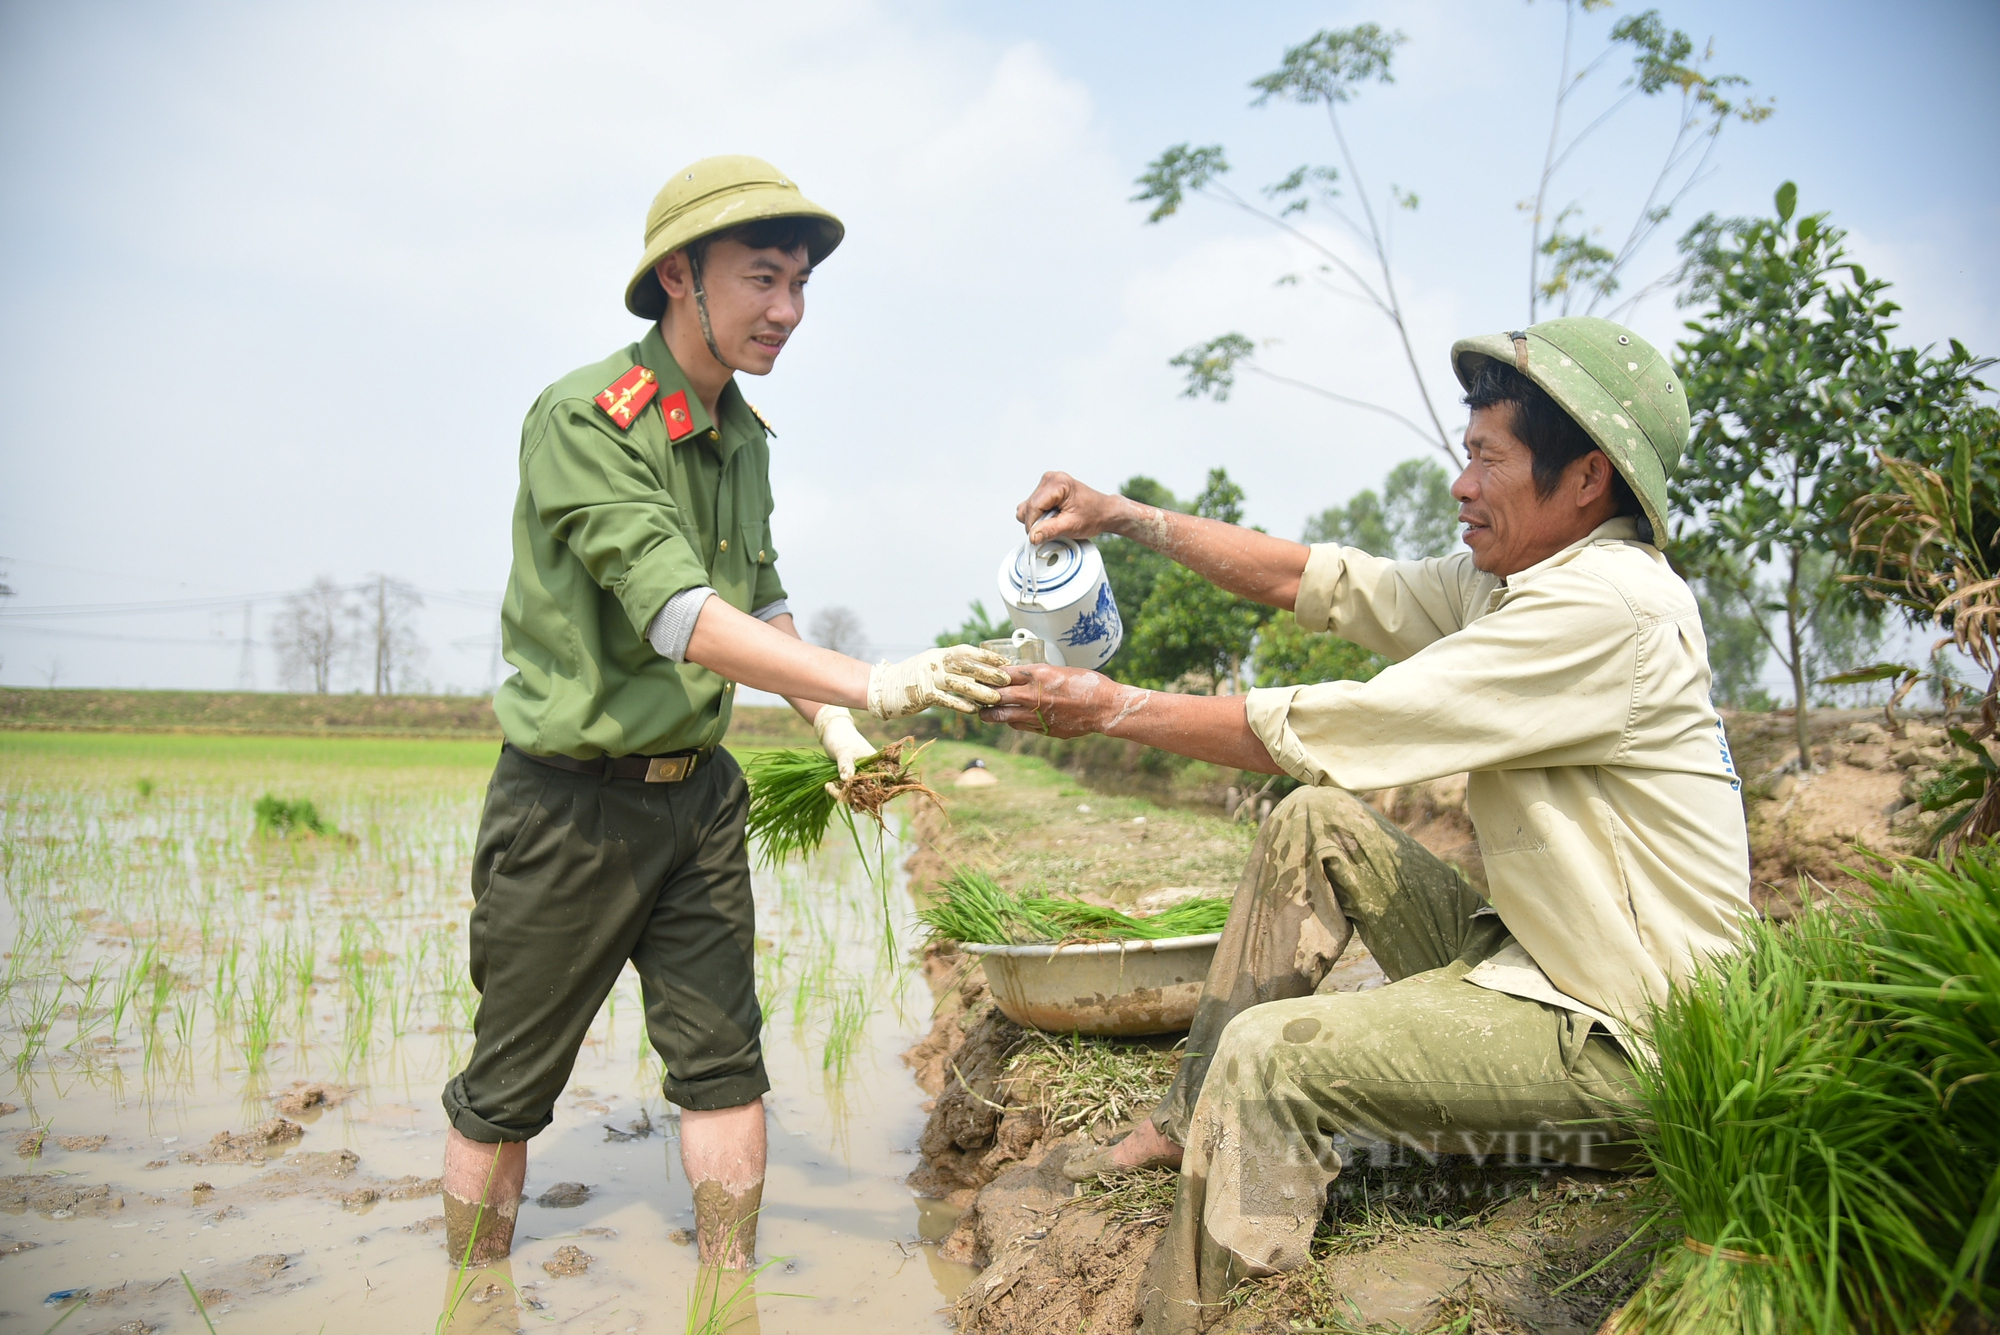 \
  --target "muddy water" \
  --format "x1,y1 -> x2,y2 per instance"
0,742 -> 975,1332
